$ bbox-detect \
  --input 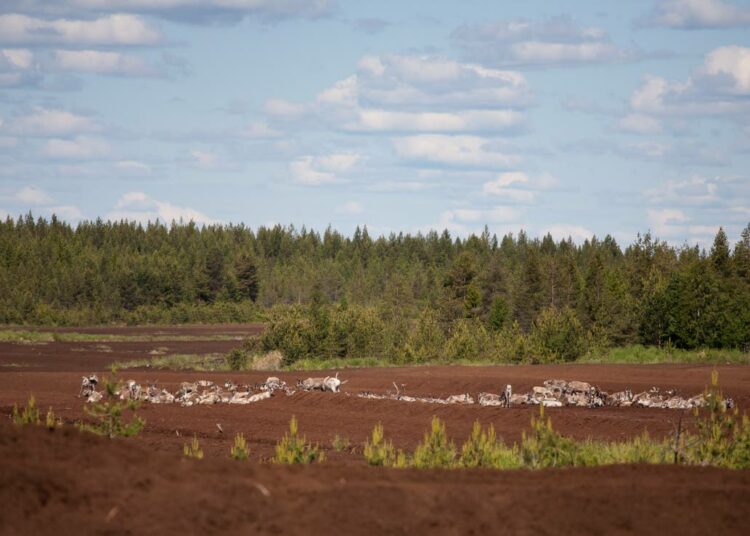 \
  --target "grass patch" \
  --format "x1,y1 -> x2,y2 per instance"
113,353 -> 228,371
0,329 -> 243,344
580,345 -> 750,365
